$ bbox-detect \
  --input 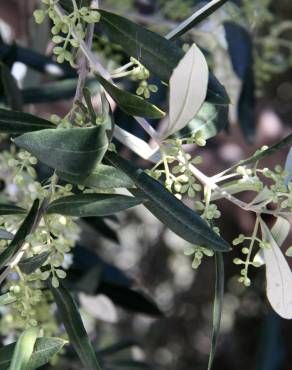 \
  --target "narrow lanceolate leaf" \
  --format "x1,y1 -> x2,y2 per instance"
0,203 -> 26,215
14,126 -> 110,176
50,283 -> 102,370
0,229 -> 14,240
97,9 -> 229,104
10,327 -> 38,370
58,164 -> 134,189
0,63 -> 23,111
233,133 -> 292,169
163,44 -> 208,138
260,219 -> 292,319
47,193 -> 143,217
166,0 -> 229,41
208,252 -> 224,370
19,251 -> 50,274
284,147 -> 292,185
0,337 -> 66,370
173,98 -> 229,142
95,74 -> 165,119
106,152 -> 230,252
0,200 -> 39,270
0,108 -> 54,134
